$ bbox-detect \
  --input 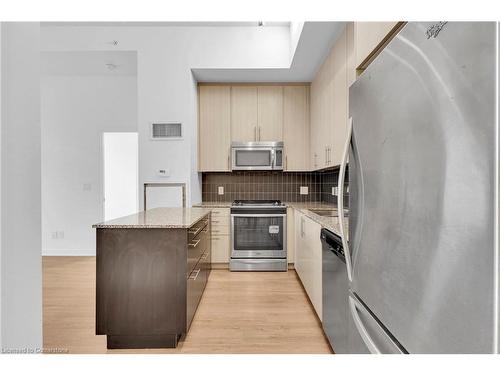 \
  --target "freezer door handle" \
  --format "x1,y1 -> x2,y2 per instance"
349,295 -> 381,353
349,293 -> 405,354
338,117 -> 353,281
